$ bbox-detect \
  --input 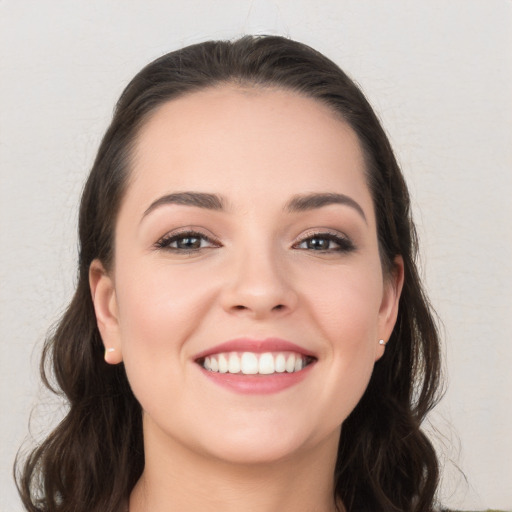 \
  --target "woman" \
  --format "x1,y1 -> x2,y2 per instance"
16,35 -> 442,512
